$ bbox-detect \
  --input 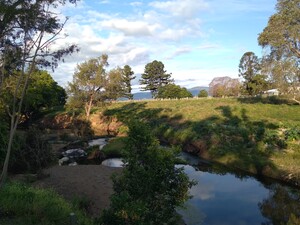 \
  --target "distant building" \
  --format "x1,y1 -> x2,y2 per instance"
264,89 -> 279,96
